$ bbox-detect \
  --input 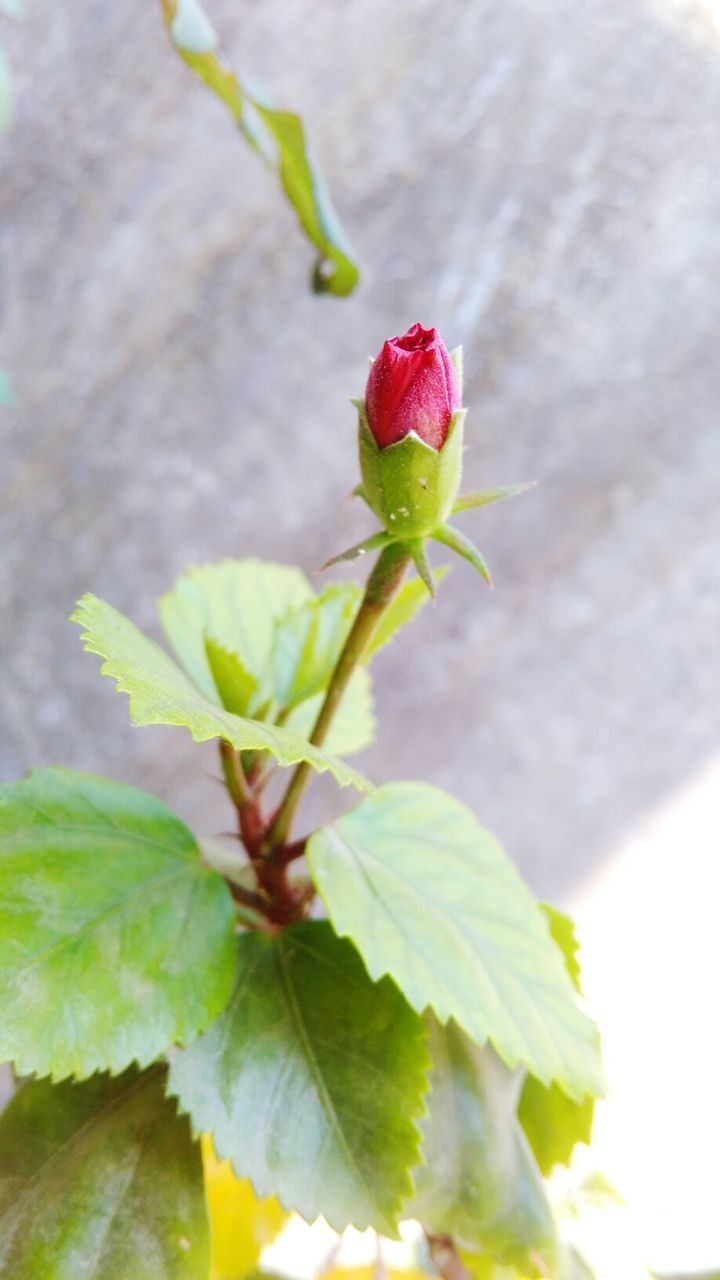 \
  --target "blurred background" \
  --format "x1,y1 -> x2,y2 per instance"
1,0 -> 719,1275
